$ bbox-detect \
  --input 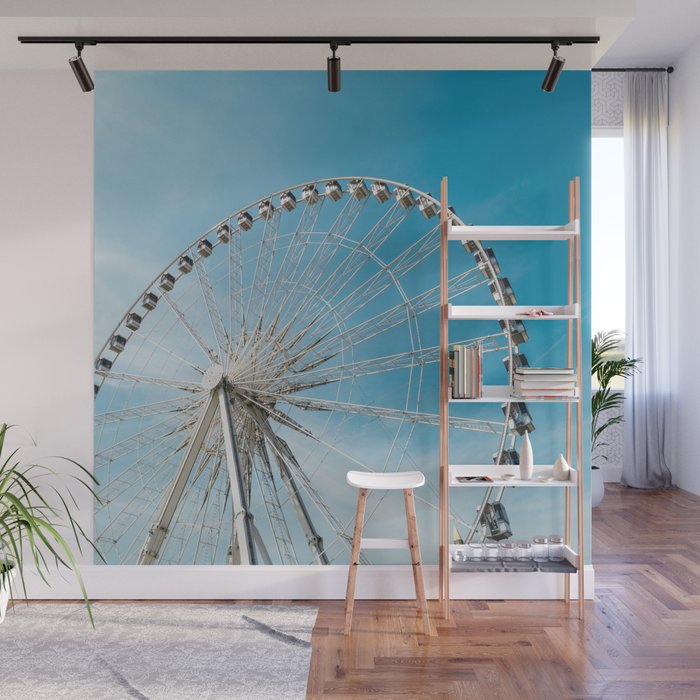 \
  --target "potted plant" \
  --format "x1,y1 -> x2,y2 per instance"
591,331 -> 641,507
0,423 -> 100,625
